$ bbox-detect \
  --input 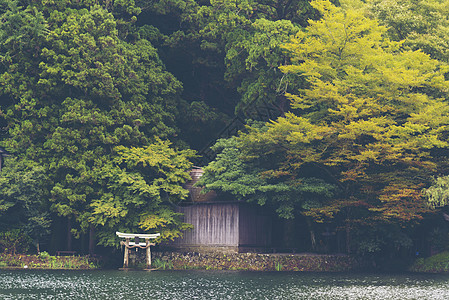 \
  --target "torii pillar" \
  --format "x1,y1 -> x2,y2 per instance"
116,231 -> 160,270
